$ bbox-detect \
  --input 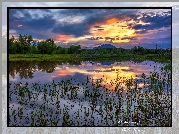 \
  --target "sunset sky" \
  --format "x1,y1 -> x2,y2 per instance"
9,8 -> 171,49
